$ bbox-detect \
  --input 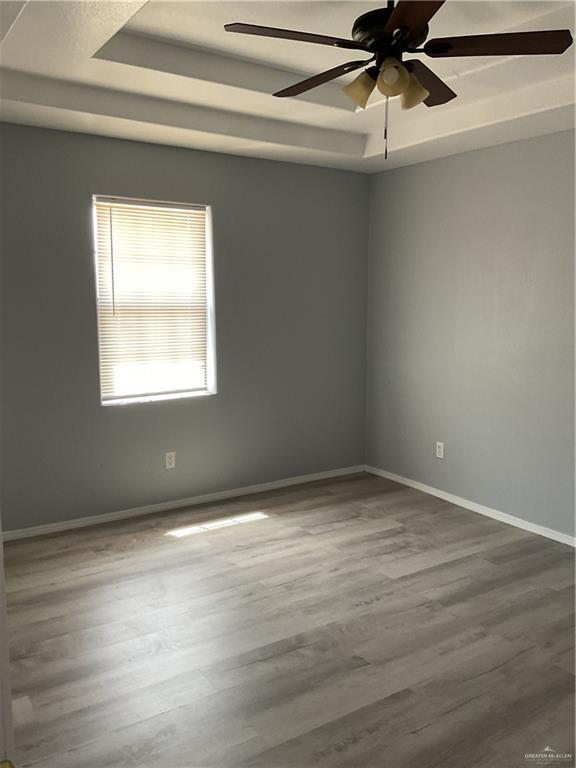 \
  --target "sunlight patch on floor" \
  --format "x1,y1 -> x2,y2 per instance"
165,511 -> 269,538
